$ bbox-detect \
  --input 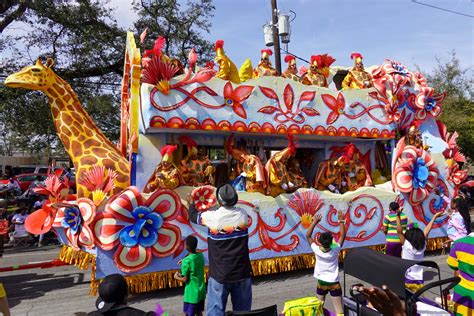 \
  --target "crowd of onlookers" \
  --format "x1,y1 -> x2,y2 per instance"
0,174 -> 471,315
85,184 -> 472,316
